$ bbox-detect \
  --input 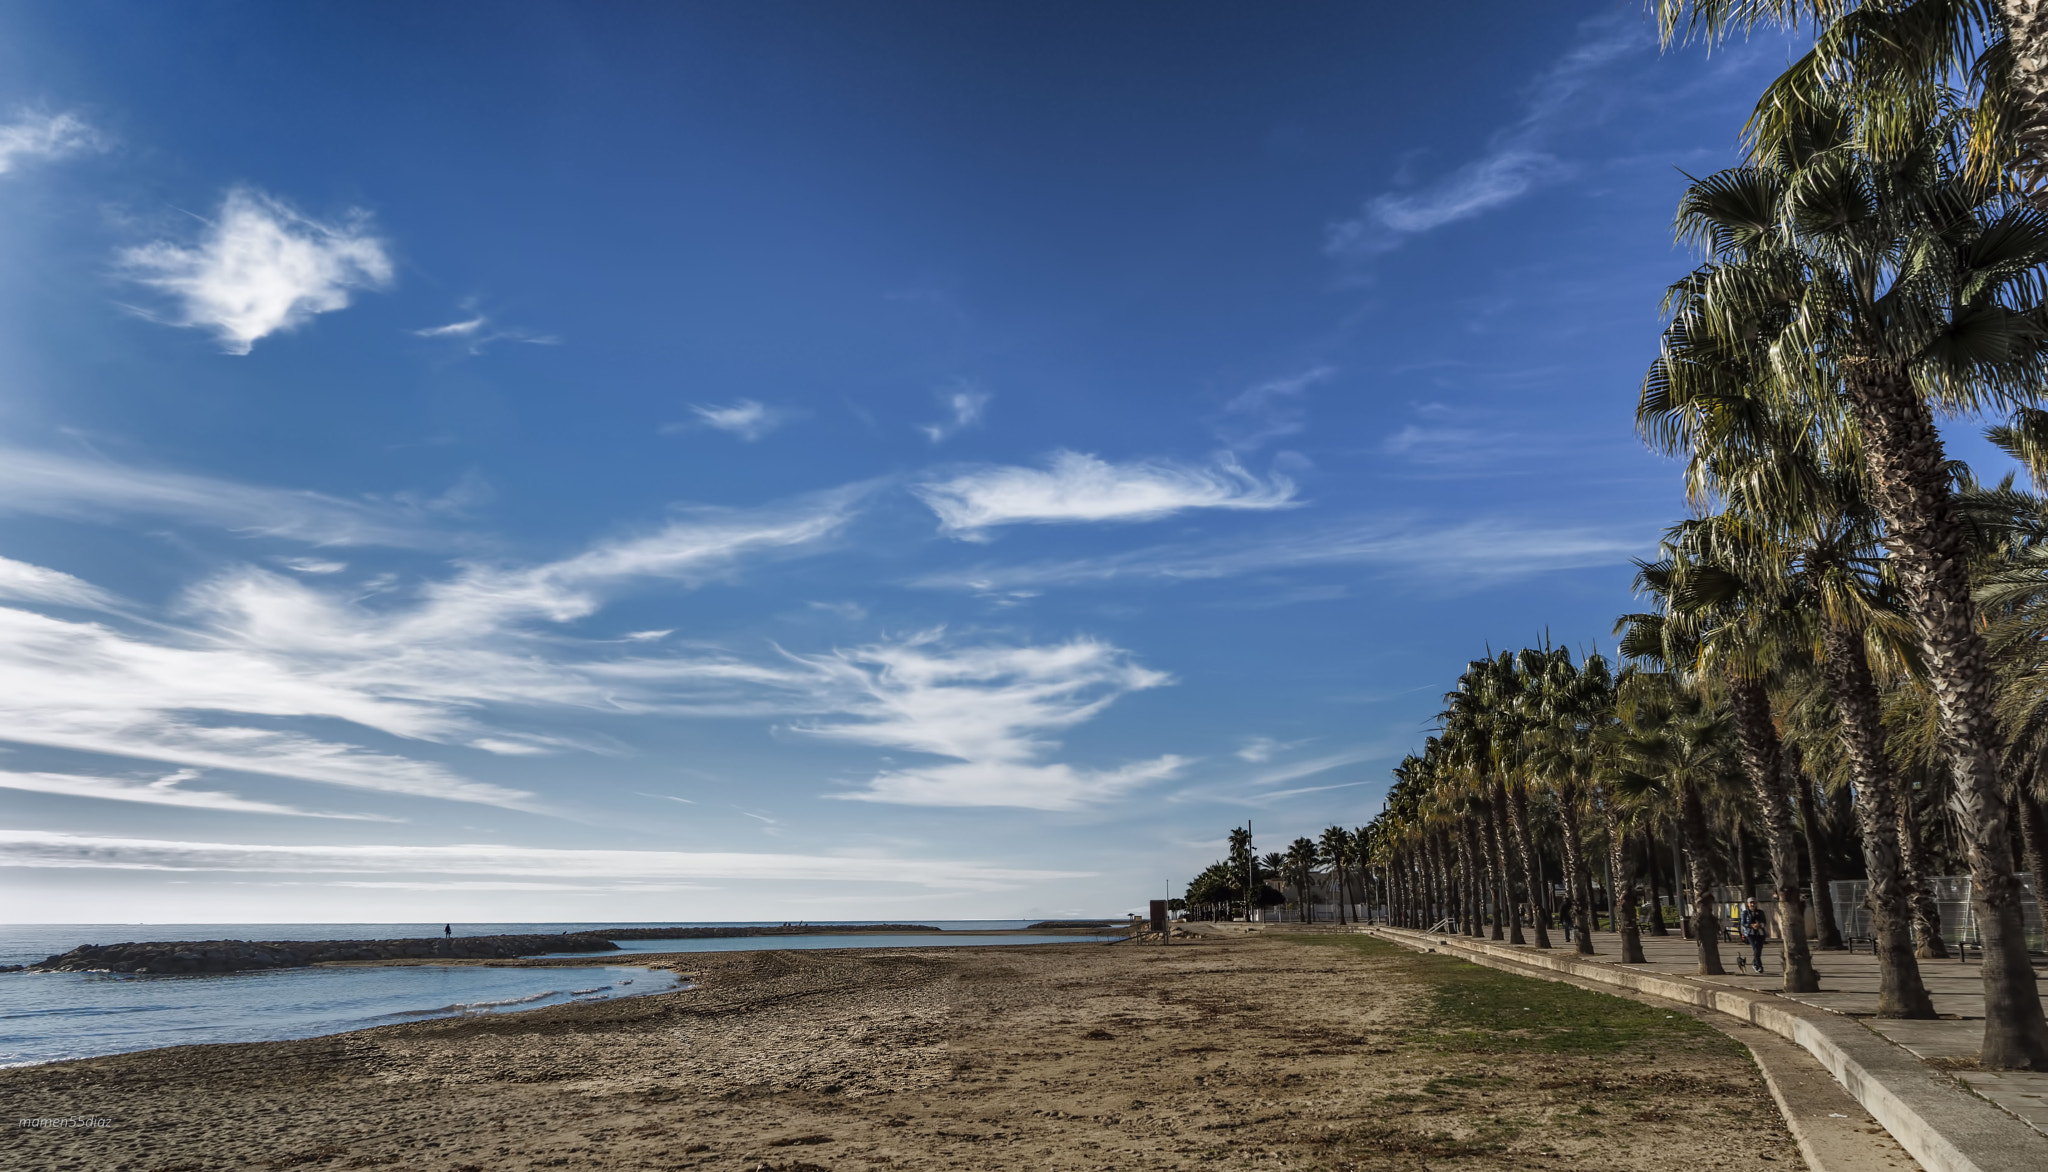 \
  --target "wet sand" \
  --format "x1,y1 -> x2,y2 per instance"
6,933 -> 1799,1170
